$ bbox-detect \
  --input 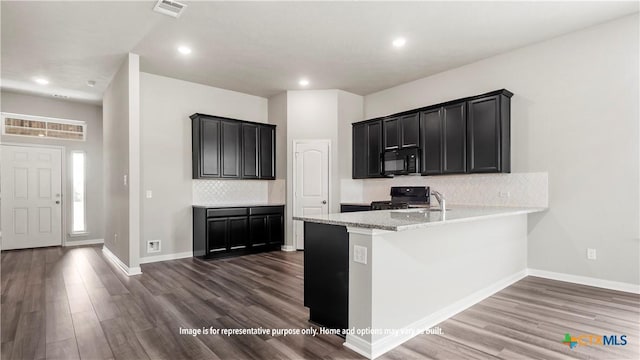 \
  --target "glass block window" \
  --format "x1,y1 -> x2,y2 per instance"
2,113 -> 86,141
